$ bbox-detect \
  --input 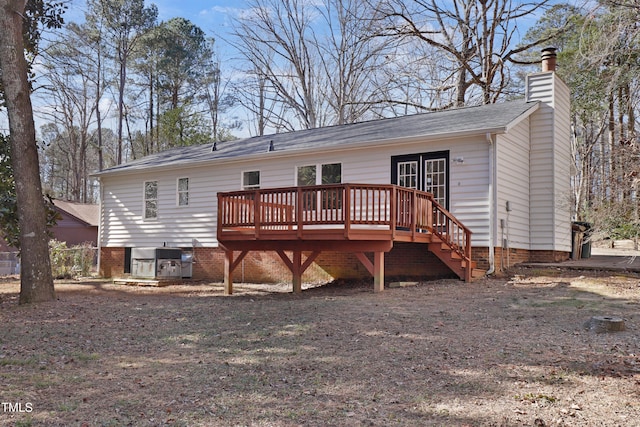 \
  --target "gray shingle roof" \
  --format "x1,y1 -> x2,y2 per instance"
96,99 -> 538,176
53,200 -> 99,226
